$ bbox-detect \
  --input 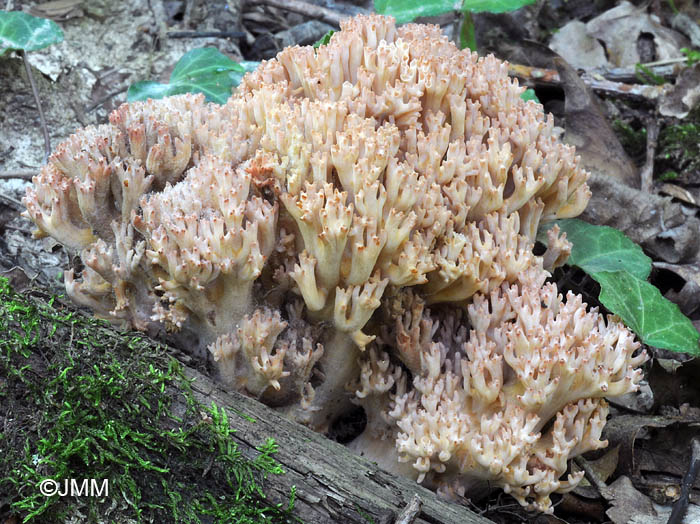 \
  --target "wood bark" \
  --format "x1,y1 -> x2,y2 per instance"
173,364 -> 492,524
